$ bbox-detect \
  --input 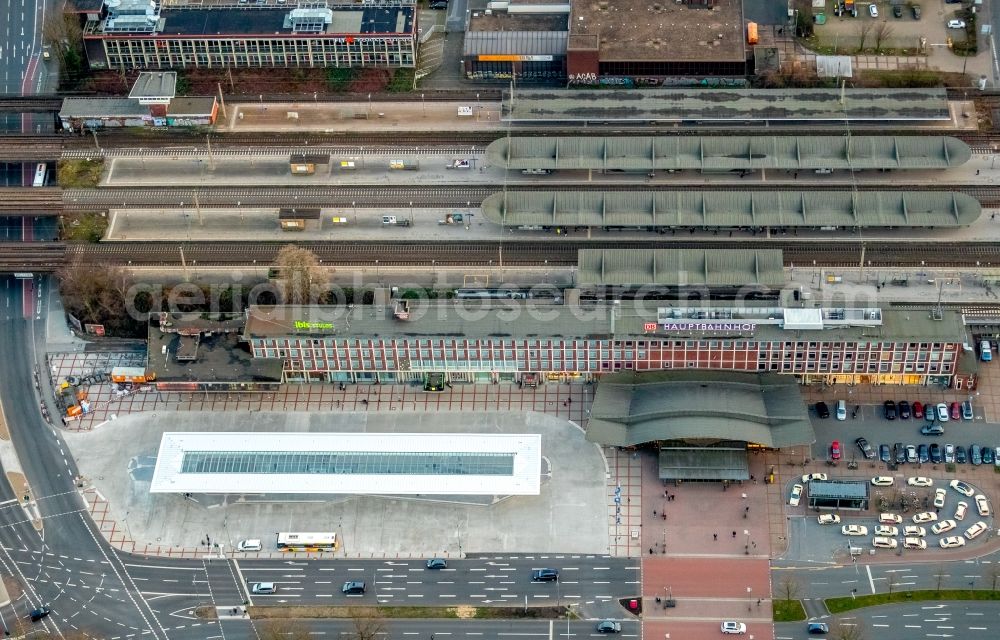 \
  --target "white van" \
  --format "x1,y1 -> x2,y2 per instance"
251,582 -> 276,594
237,539 -> 262,552
835,400 -> 847,421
